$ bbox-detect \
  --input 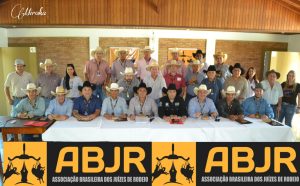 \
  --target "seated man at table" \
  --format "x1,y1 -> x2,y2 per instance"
128,81 -> 158,120
188,84 -> 218,119
12,83 -> 45,141
158,84 -> 187,122
101,83 -> 128,120
243,83 -> 274,120
218,86 -> 243,121
73,81 -> 101,121
45,86 -> 73,121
